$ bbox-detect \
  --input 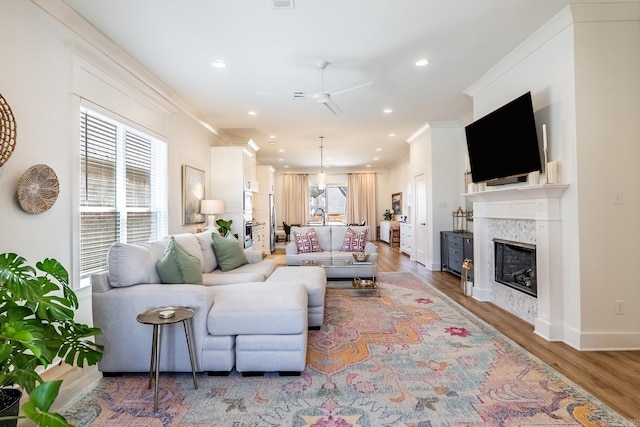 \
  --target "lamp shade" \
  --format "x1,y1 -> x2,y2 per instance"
201,199 -> 224,215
